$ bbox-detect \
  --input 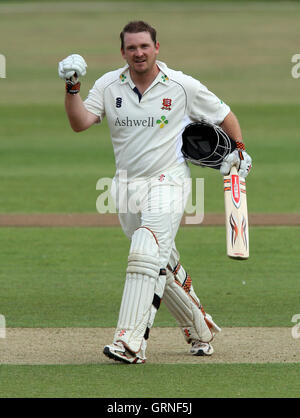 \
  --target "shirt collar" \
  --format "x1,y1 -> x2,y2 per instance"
156,61 -> 170,85
118,64 -> 132,86
118,60 -> 170,87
